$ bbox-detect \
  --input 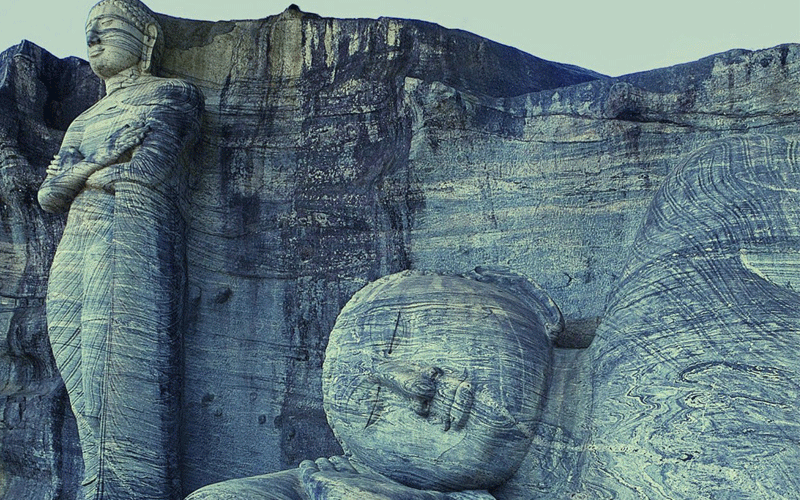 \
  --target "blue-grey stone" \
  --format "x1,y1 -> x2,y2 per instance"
584,135 -> 800,498
0,2 -> 799,498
